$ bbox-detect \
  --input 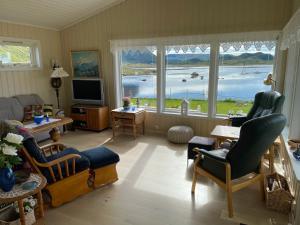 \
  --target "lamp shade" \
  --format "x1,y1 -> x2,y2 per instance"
50,67 -> 69,78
